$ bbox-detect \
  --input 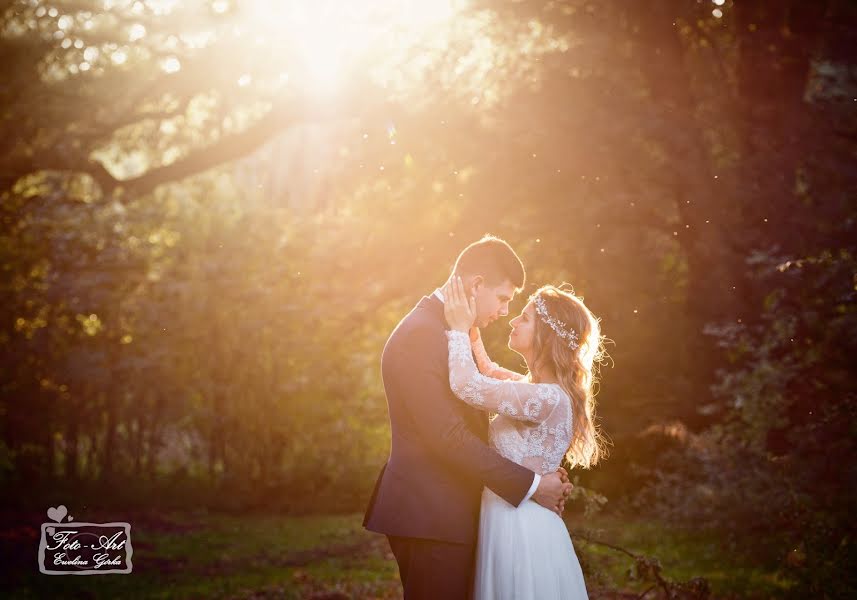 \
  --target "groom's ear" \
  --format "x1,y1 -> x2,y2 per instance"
471,275 -> 484,294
